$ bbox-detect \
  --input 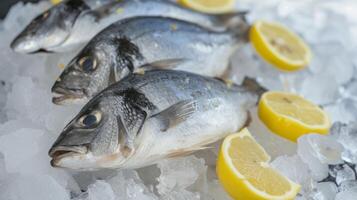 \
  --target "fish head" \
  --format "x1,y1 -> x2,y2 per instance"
49,93 -> 131,170
11,0 -> 89,53
51,41 -> 117,105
